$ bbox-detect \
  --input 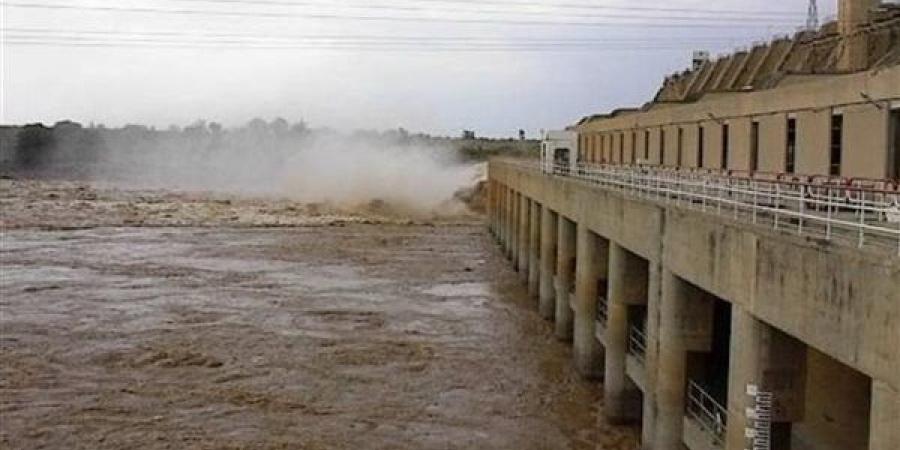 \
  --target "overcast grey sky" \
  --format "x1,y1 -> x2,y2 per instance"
1,0 -> 834,136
